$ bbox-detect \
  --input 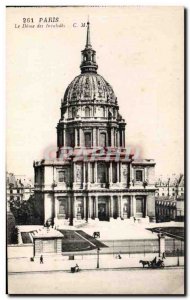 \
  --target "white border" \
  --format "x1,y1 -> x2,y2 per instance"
1,0 -> 189,299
